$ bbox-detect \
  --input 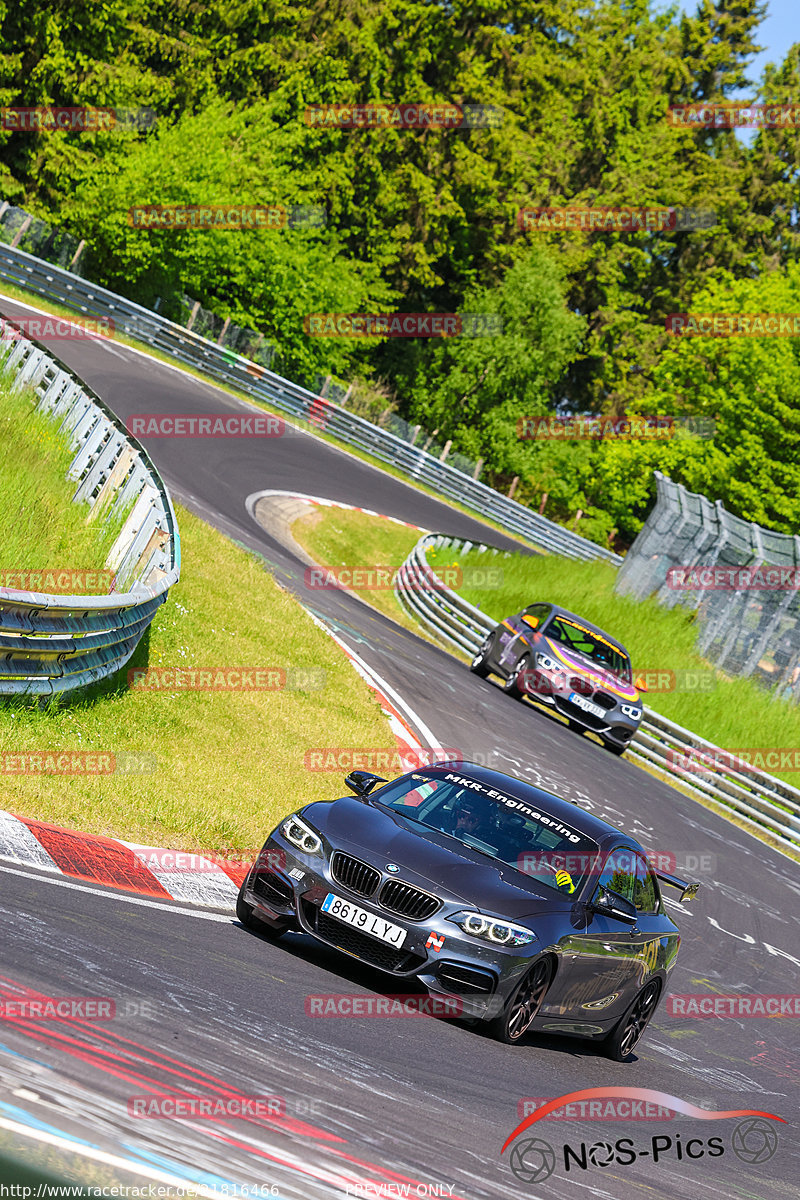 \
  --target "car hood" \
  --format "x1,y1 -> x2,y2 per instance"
304,797 -> 576,921
543,636 -> 639,700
